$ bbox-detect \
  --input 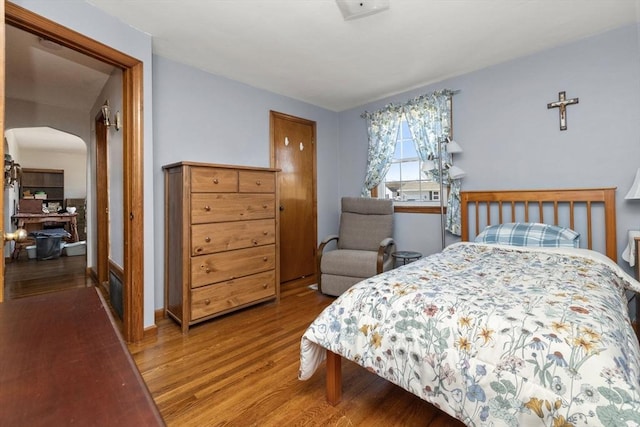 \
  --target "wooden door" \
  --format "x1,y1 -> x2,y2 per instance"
270,111 -> 317,285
